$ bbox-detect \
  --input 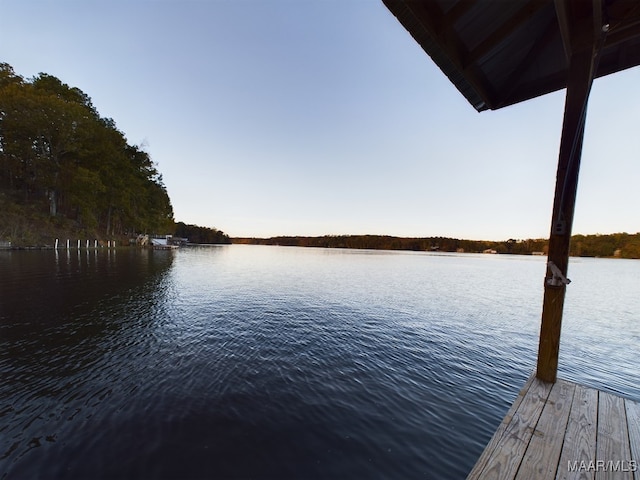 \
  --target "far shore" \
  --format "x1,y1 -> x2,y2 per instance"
2,232 -> 639,259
